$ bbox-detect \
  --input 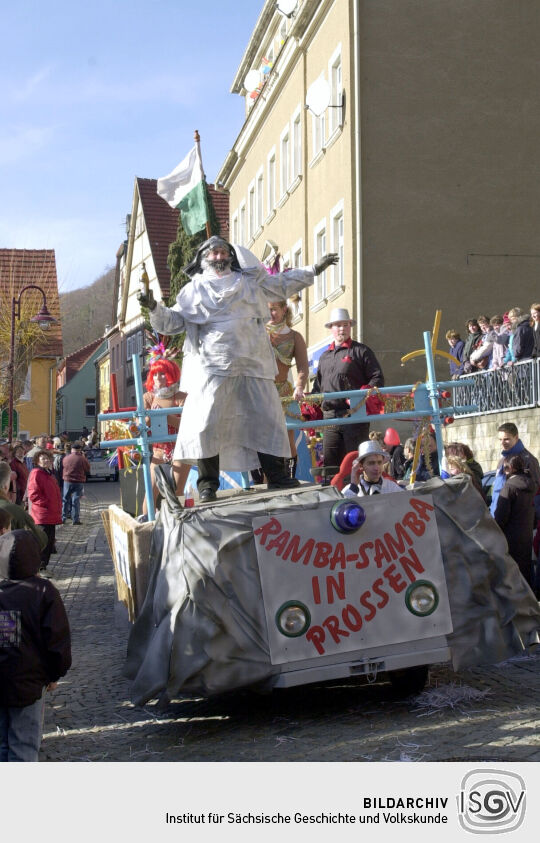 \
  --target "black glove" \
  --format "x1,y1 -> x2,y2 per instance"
314,253 -> 339,275
137,289 -> 157,311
